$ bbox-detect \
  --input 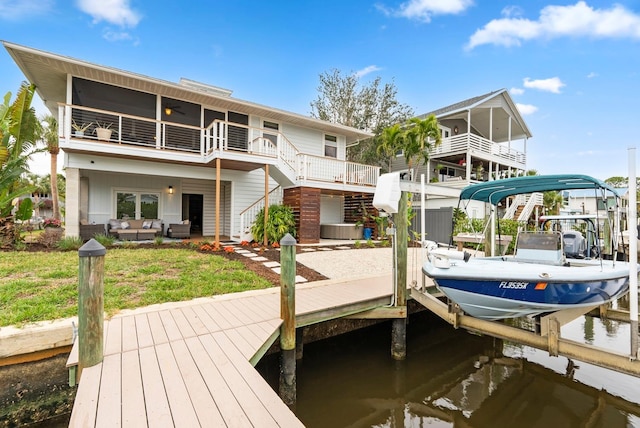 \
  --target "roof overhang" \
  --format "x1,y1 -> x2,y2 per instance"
3,41 -> 373,145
